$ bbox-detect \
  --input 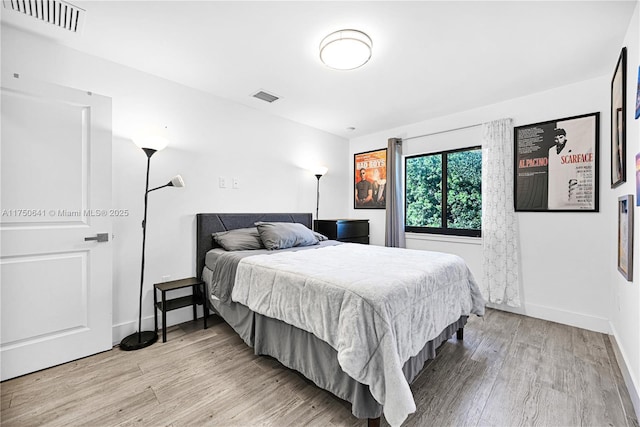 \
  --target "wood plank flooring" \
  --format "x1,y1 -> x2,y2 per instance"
1,308 -> 637,426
